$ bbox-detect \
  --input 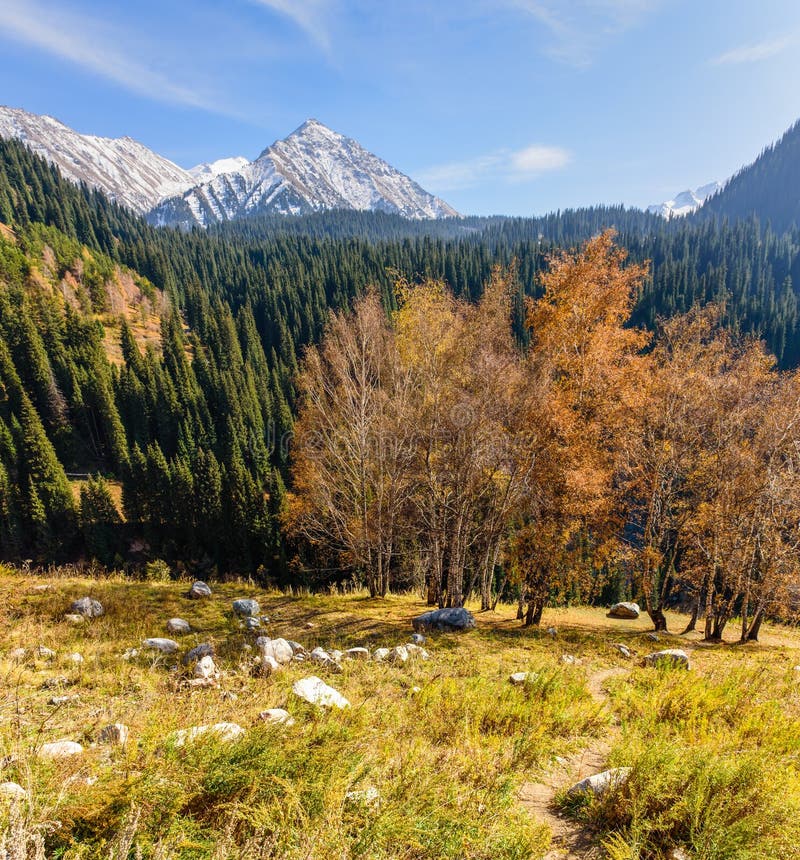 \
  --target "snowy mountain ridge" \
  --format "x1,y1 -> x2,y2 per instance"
647,181 -> 722,218
151,119 -> 459,227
